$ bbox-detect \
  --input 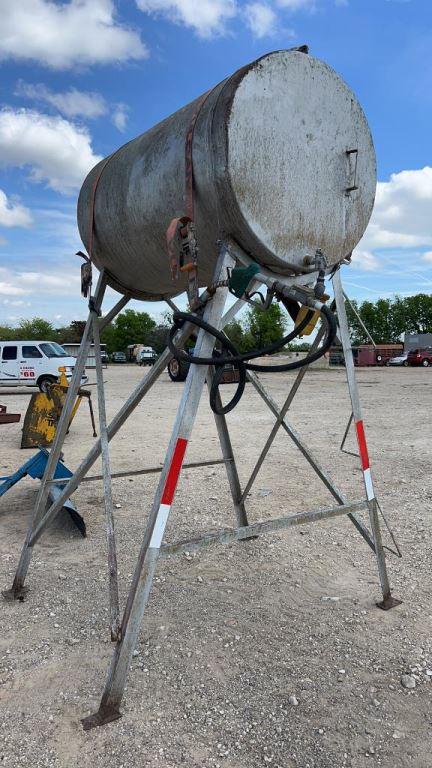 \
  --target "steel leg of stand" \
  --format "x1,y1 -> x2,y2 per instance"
20,301 -> 239,552
207,367 -> 248,528
93,314 -> 120,641
333,270 -> 401,611
2,273 -> 107,601
81,248 -> 234,729
340,411 -> 359,457
245,370 -> 376,552
240,323 -> 328,504
342,291 -> 376,347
